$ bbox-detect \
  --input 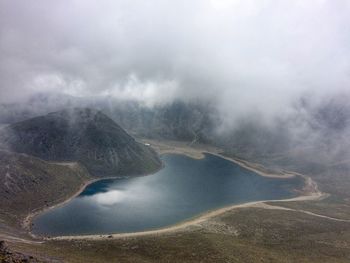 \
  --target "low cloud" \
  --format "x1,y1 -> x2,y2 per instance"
1,0 -> 350,125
